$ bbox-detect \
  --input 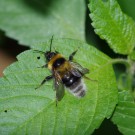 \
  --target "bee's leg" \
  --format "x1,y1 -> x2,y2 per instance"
55,50 -> 59,54
69,50 -> 78,61
53,46 -> 59,54
84,75 -> 98,82
37,64 -> 48,68
33,50 -> 44,54
35,75 -> 53,89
